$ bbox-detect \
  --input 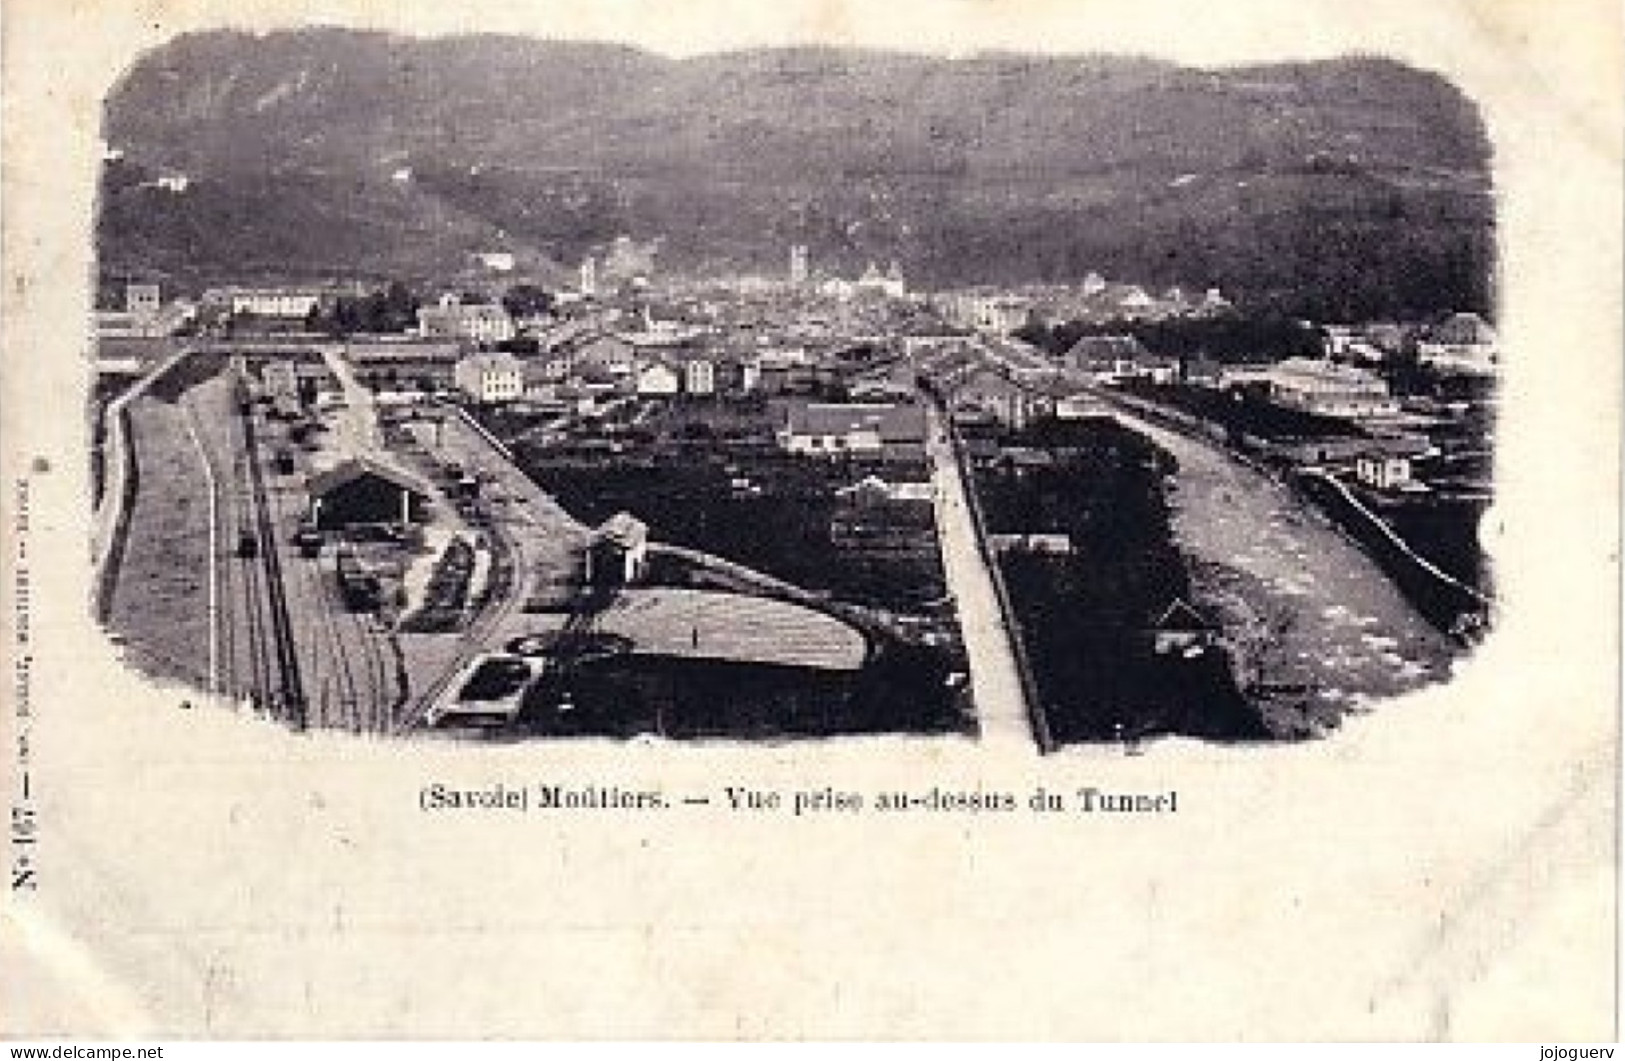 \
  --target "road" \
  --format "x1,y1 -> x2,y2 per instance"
925,403 -> 1037,754
320,344 -> 383,452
